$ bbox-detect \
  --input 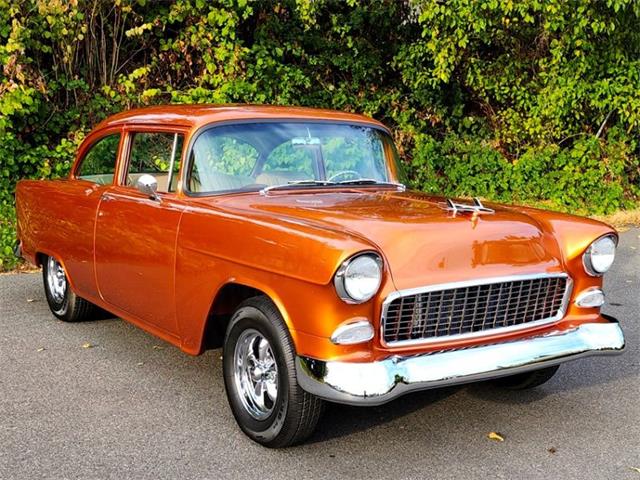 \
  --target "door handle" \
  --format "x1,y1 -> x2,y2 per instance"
101,193 -> 115,202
